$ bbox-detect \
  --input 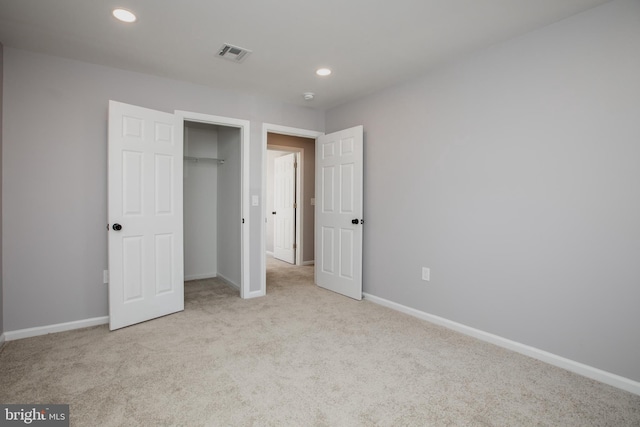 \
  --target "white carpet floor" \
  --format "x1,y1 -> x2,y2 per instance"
0,257 -> 638,426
